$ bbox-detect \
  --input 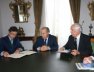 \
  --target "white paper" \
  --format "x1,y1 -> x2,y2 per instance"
20,51 -> 37,55
58,50 -> 70,53
76,63 -> 94,70
90,56 -> 94,60
8,53 -> 26,58
8,51 -> 37,59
